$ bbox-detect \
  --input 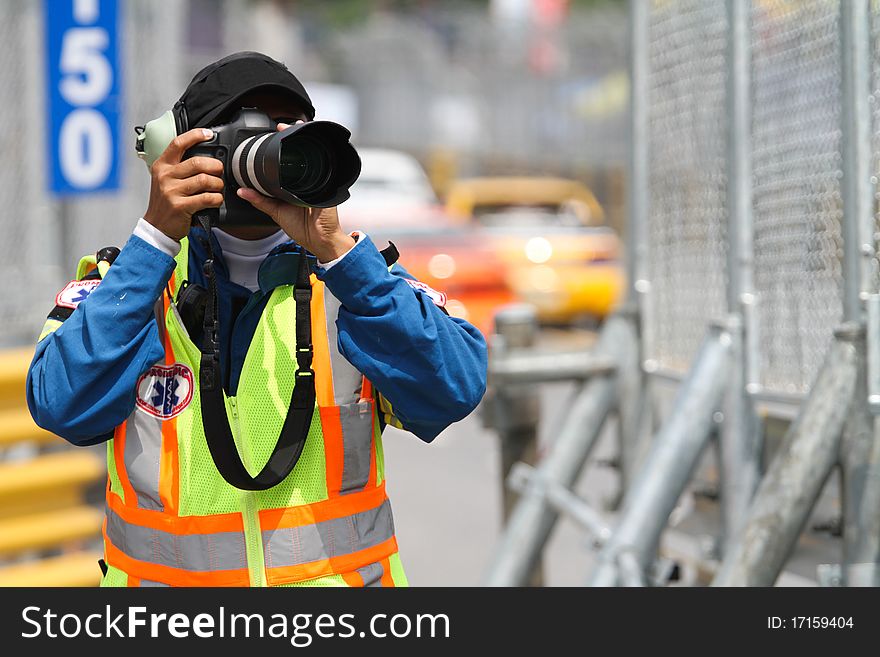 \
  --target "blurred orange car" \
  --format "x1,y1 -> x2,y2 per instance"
375,225 -> 516,336
445,177 -> 625,324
